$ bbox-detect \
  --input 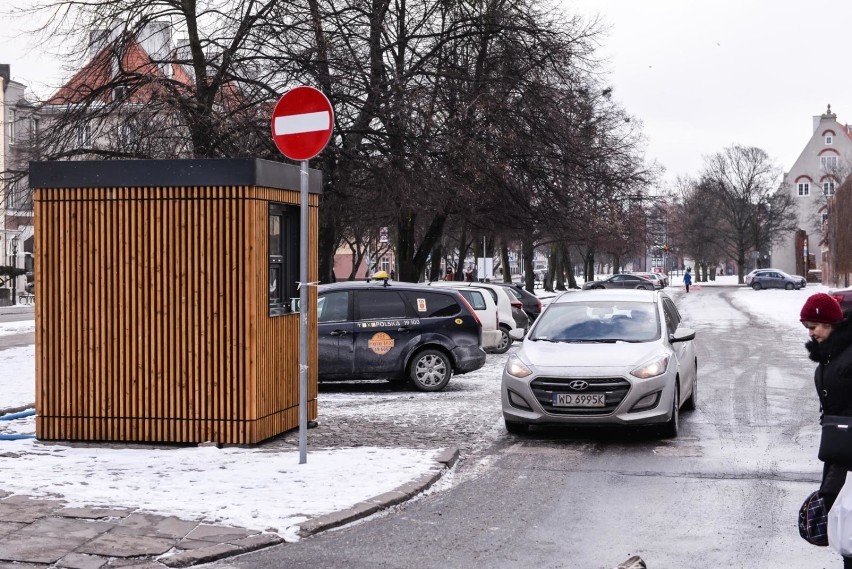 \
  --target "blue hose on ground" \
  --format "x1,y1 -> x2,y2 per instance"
0,433 -> 35,440
0,409 -> 35,421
